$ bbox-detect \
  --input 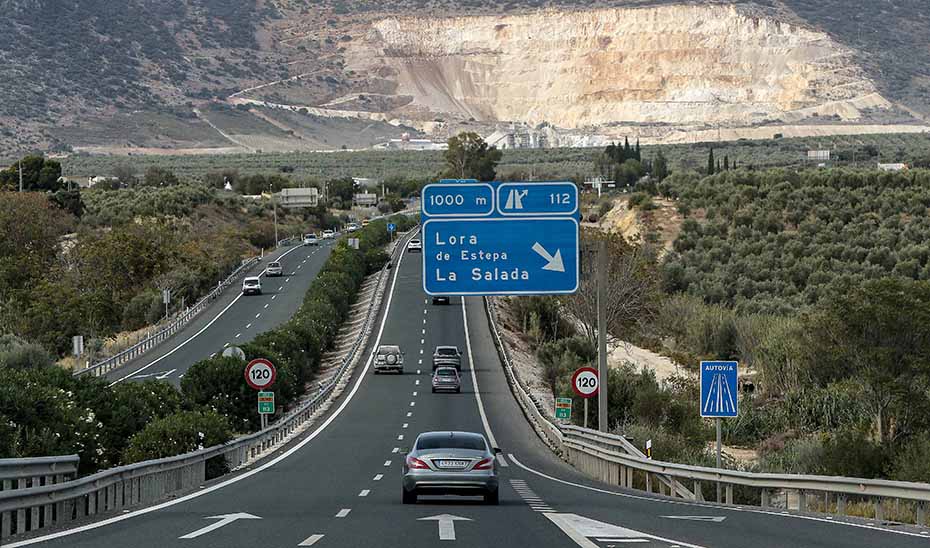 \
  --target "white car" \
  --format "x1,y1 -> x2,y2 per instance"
303,233 -> 319,246
346,223 -> 360,233
322,229 -> 335,240
242,276 -> 262,295
407,239 -> 422,252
